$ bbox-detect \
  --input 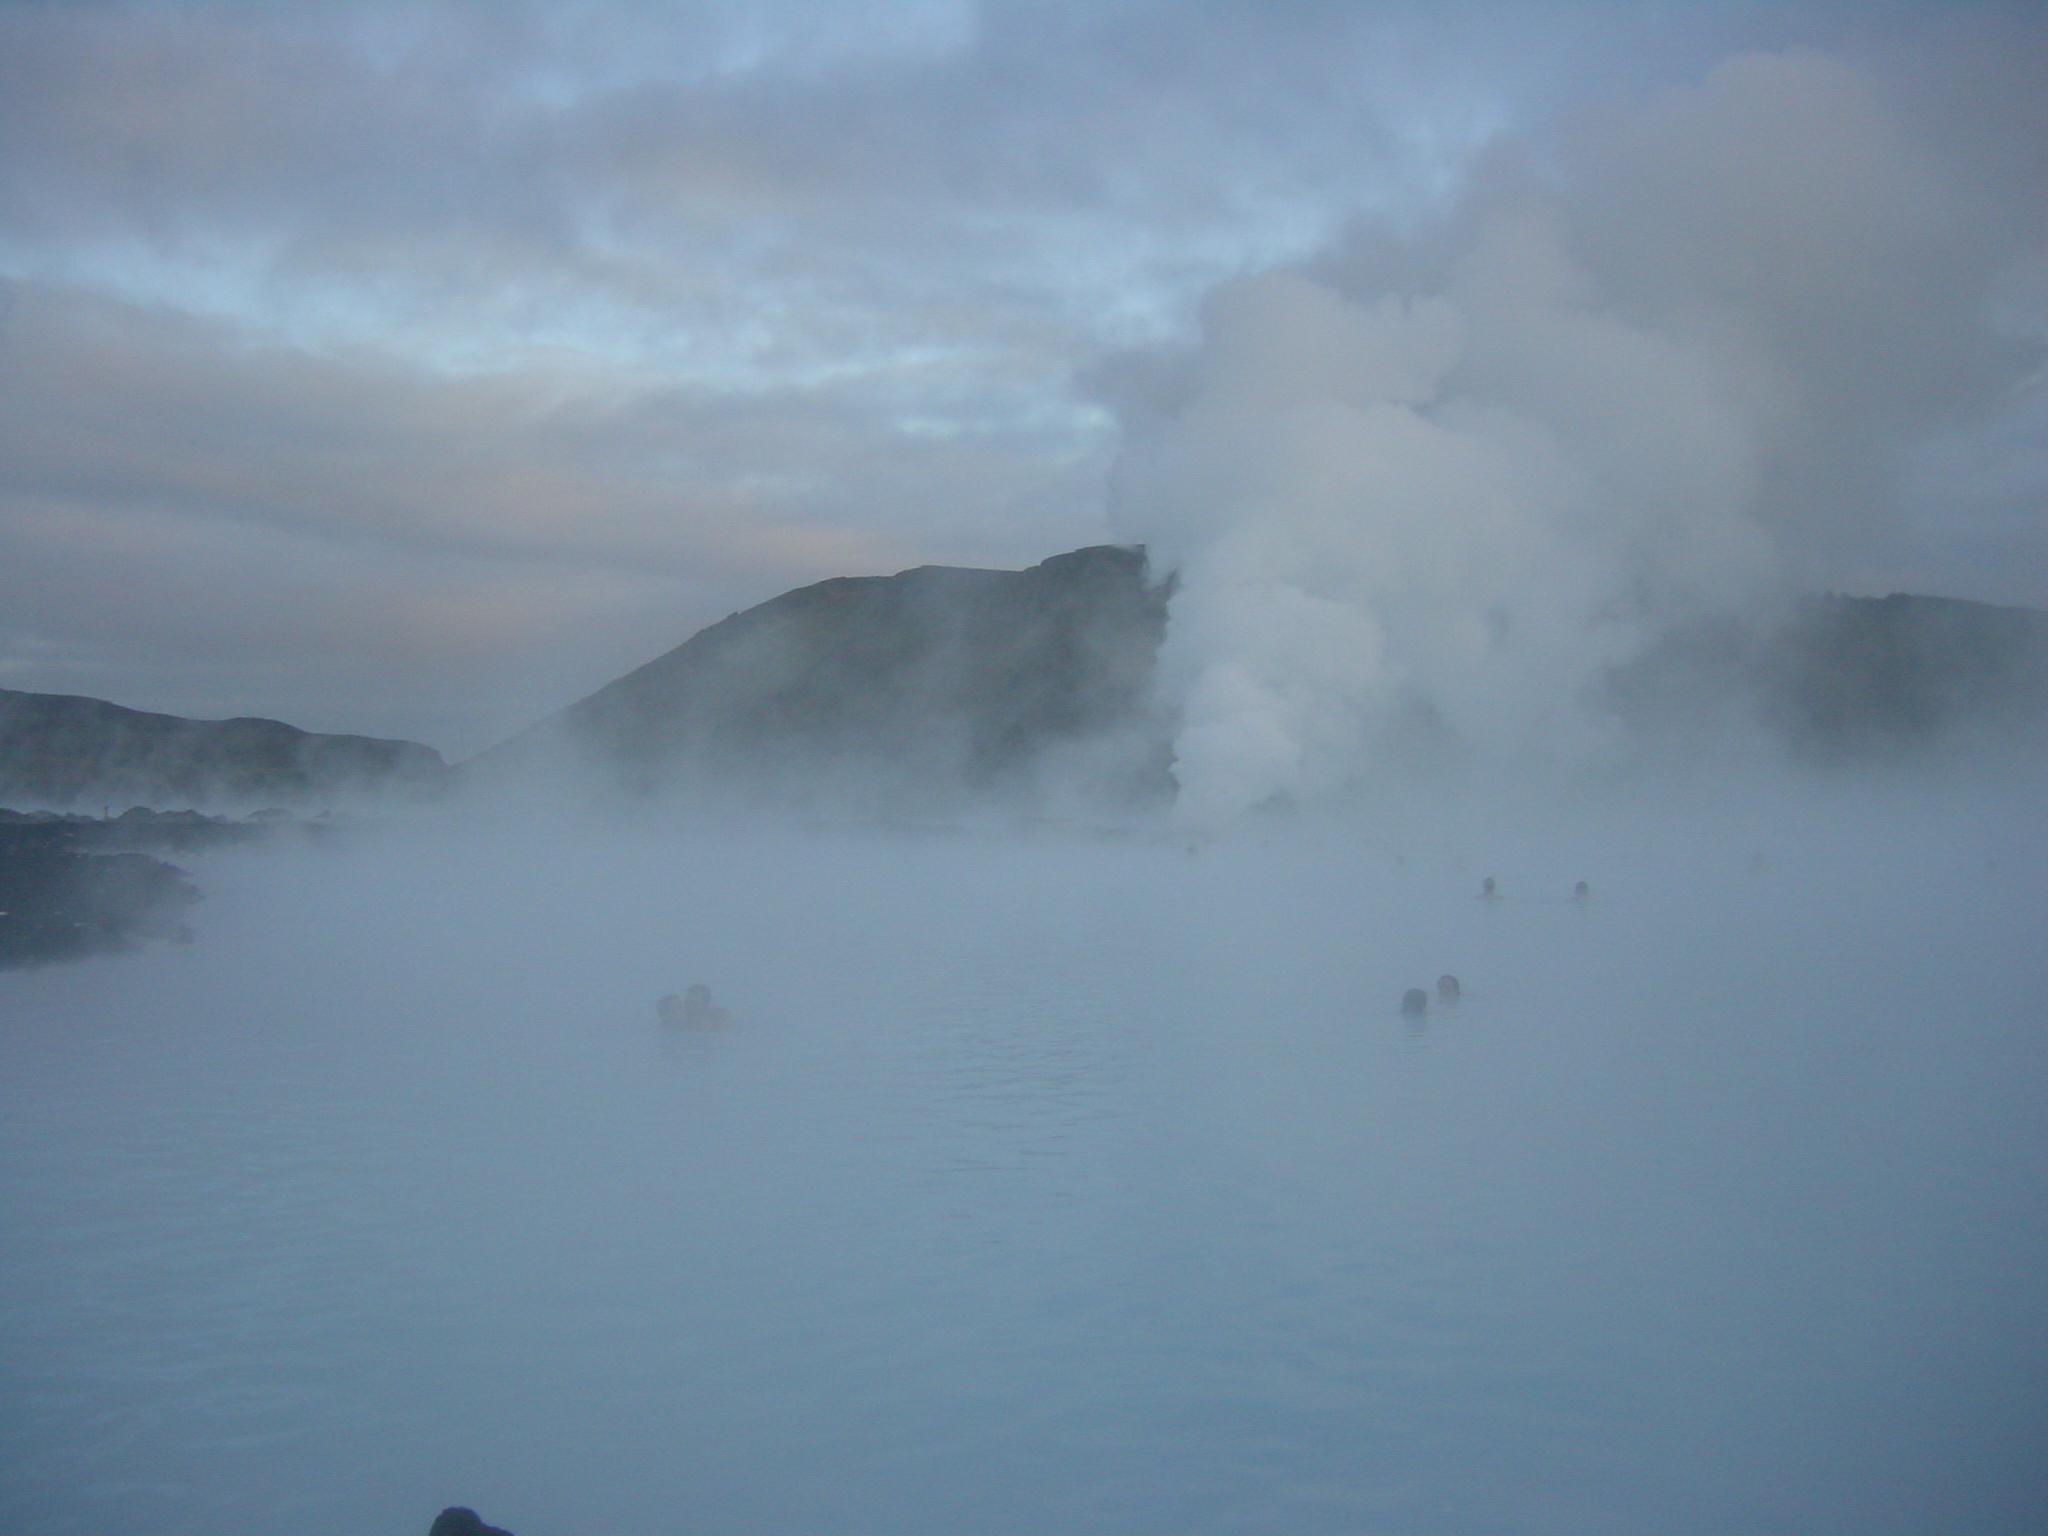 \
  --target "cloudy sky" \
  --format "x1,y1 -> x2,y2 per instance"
2,0 -> 2043,758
